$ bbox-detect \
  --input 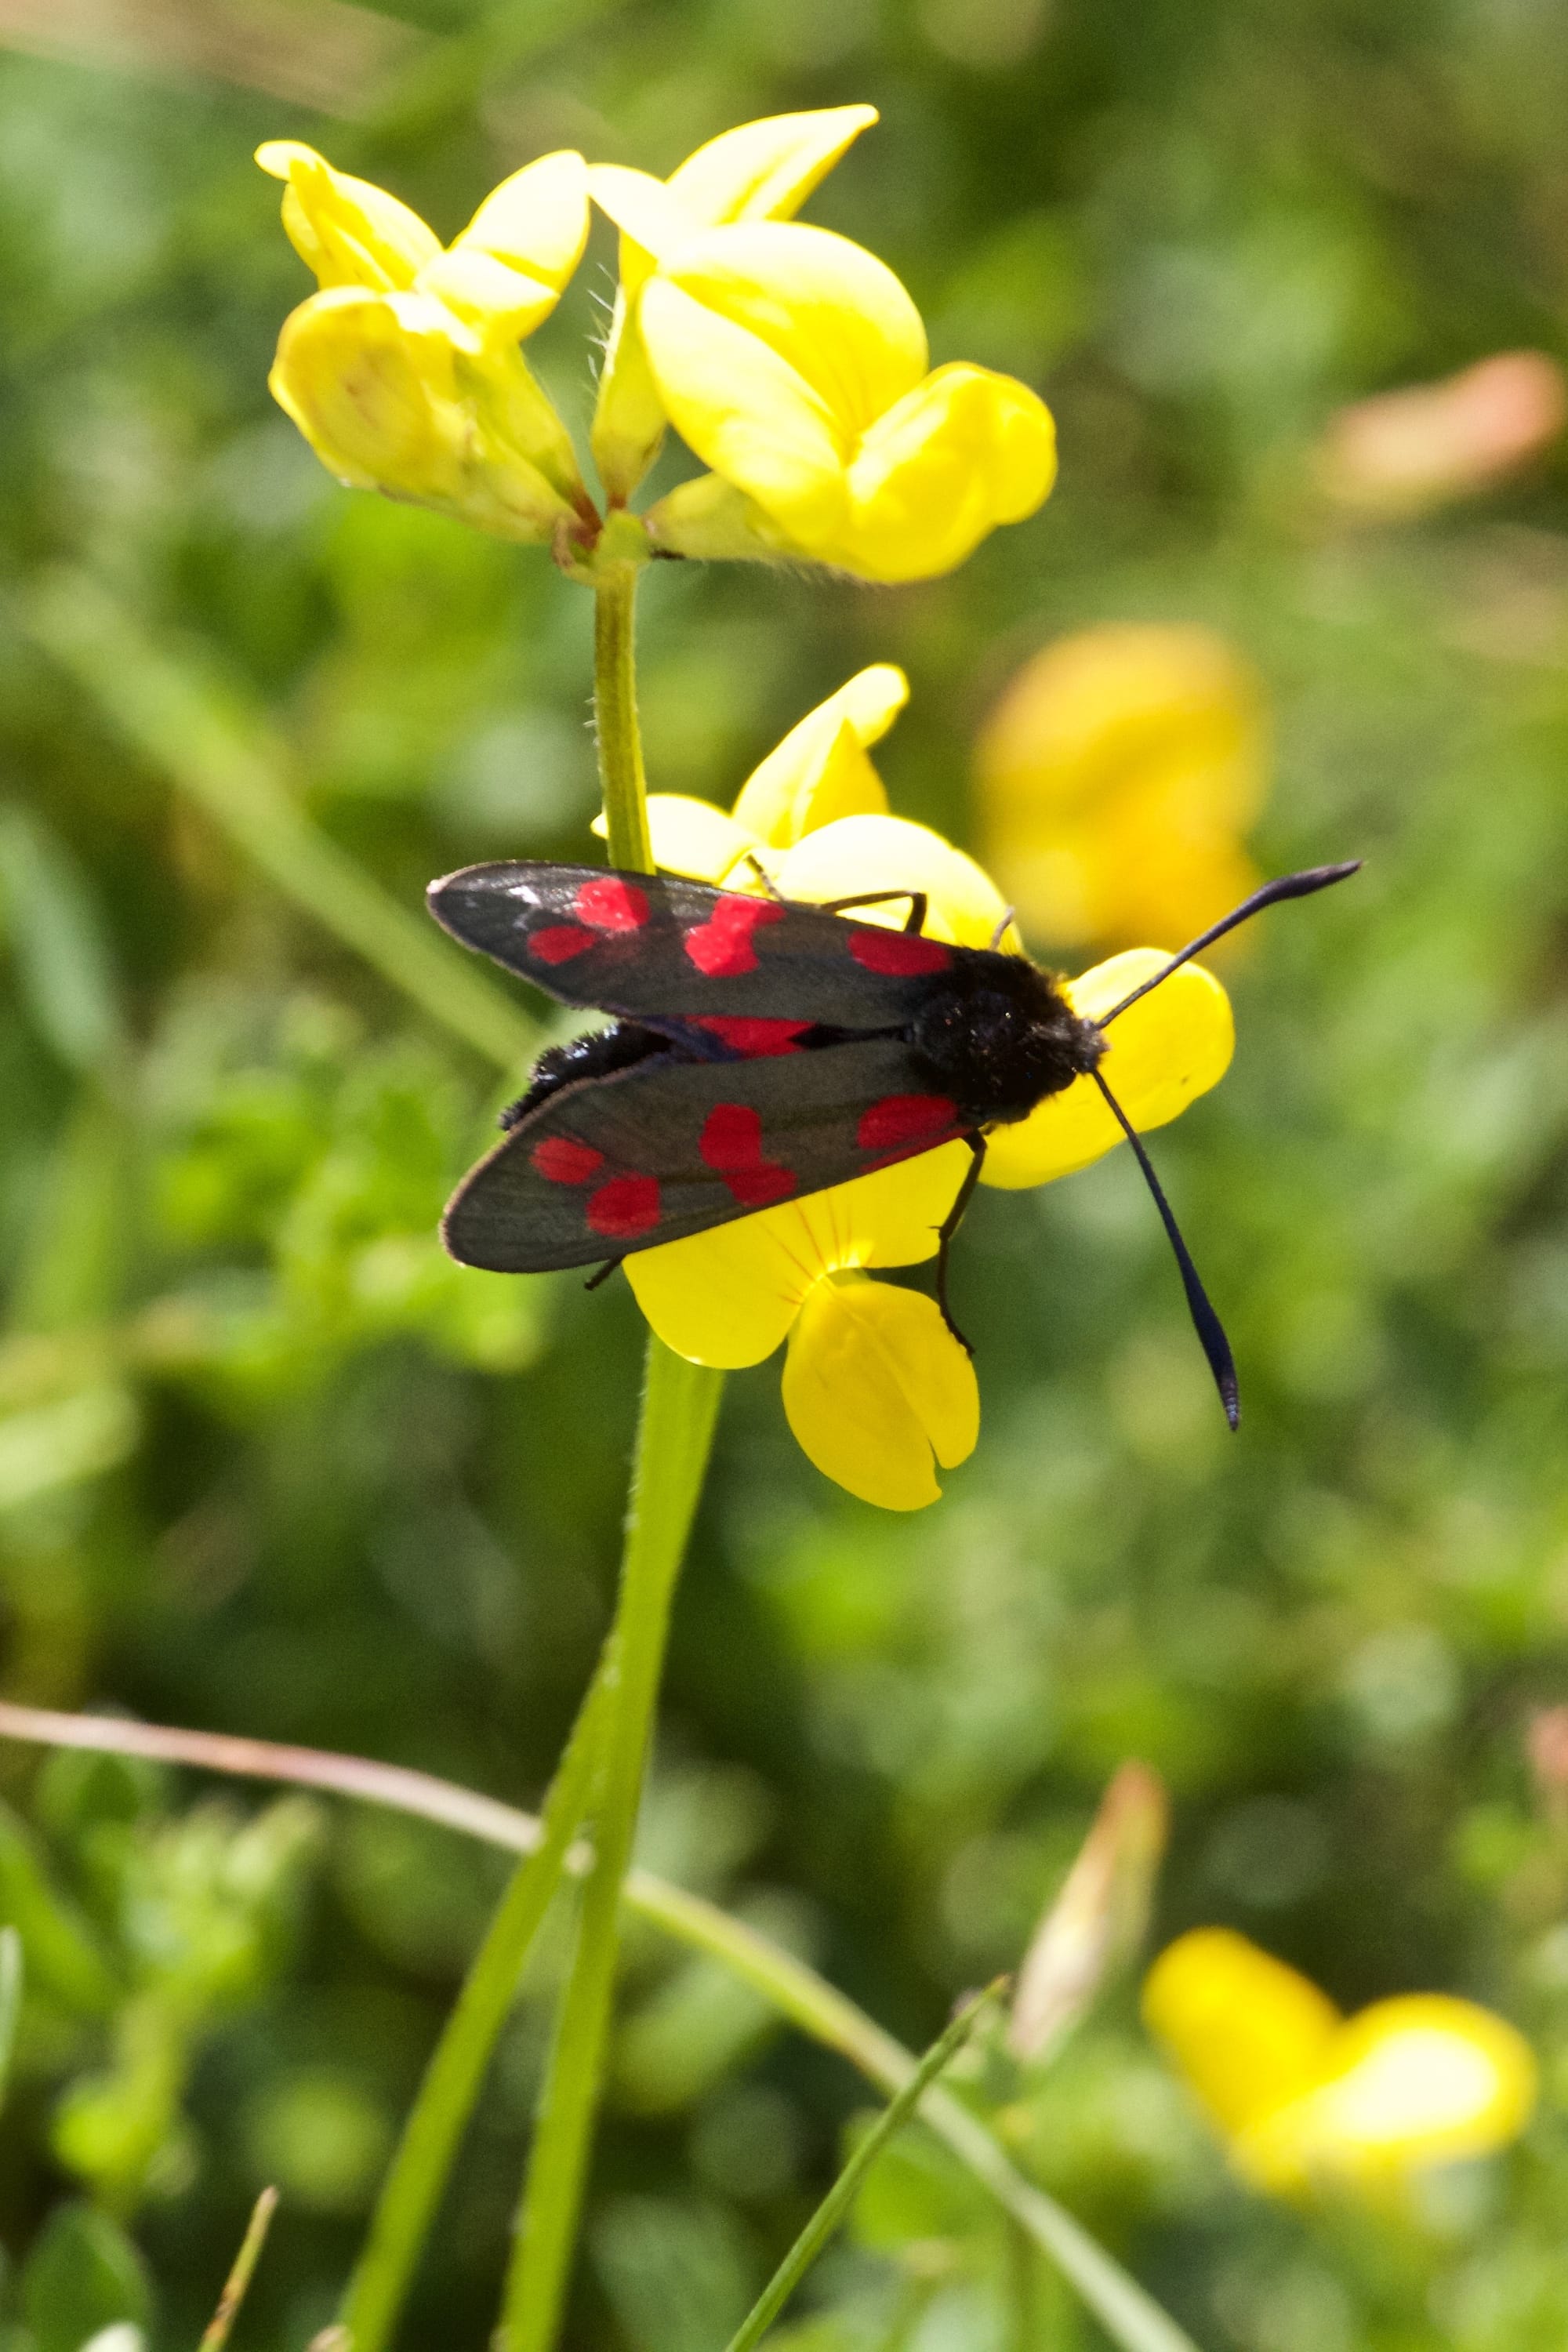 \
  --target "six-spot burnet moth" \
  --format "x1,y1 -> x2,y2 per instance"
427,858 -> 1361,1428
